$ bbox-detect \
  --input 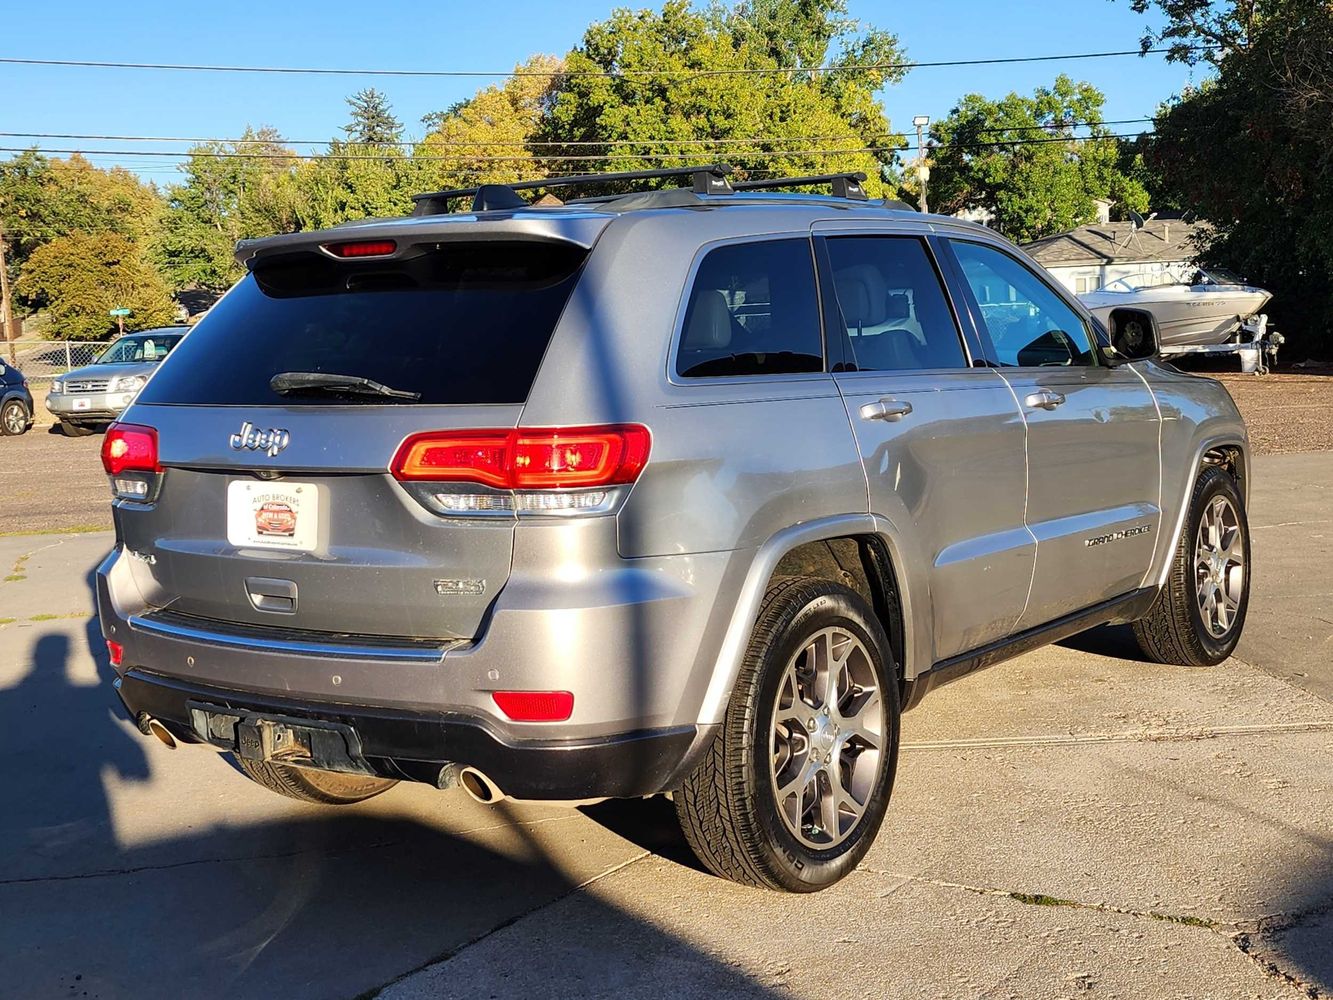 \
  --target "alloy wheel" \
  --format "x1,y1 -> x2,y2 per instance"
1195,494 -> 1245,638
769,627 -> 885,849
